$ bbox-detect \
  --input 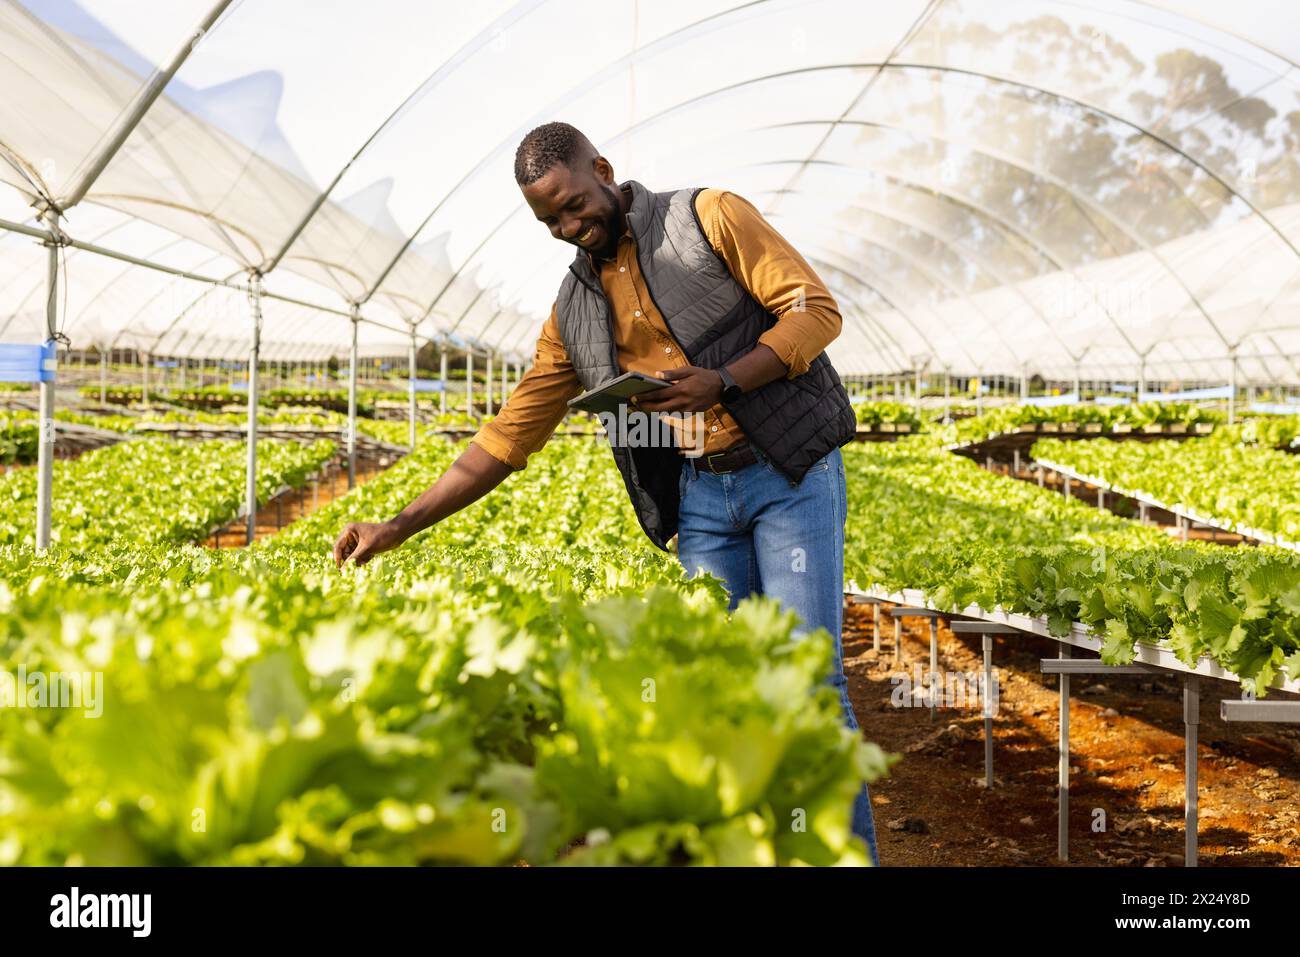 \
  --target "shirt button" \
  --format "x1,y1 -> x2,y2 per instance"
710,425 -> 718,432
634,310 -> 641,317
619,266 -> 626,273
664,347 -> 672,354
